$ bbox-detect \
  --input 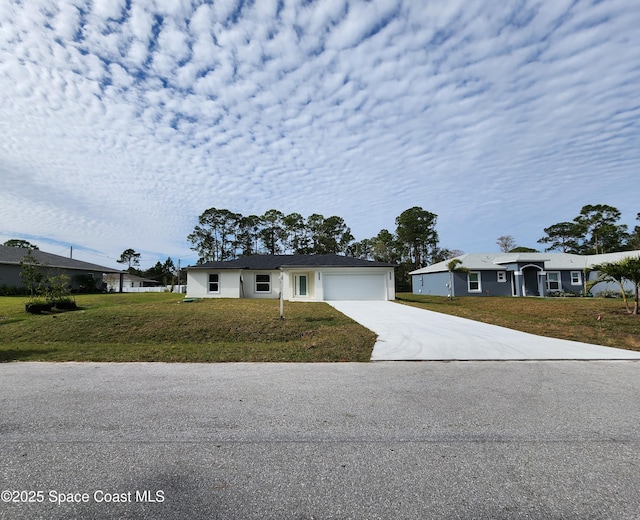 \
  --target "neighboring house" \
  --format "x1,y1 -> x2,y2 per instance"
186,254 -> 396,301
0,245 -> 121,292
410,251 -> 640,298
104,273 -> 163,292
